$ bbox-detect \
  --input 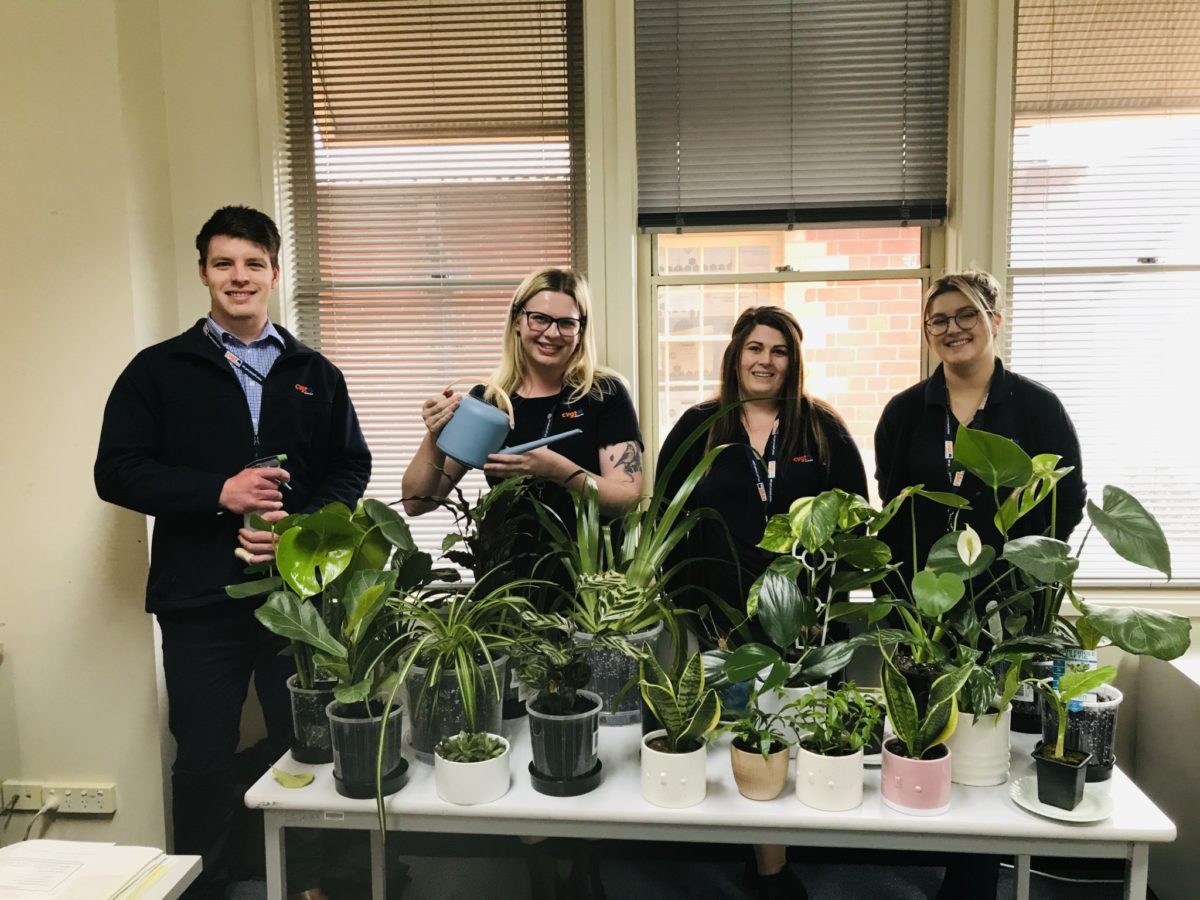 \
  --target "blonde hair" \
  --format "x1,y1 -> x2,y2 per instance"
485,267 -> 622,406
923,270 -> 1002,320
